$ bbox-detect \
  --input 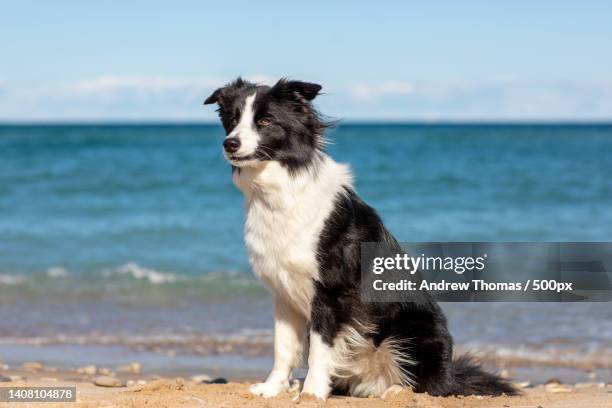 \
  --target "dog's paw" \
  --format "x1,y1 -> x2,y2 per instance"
300,376 -> 330,400
297,391 -> 328,401
300,382 -> 330,400
381,384 -> 405,399
249,381 -> 289,398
